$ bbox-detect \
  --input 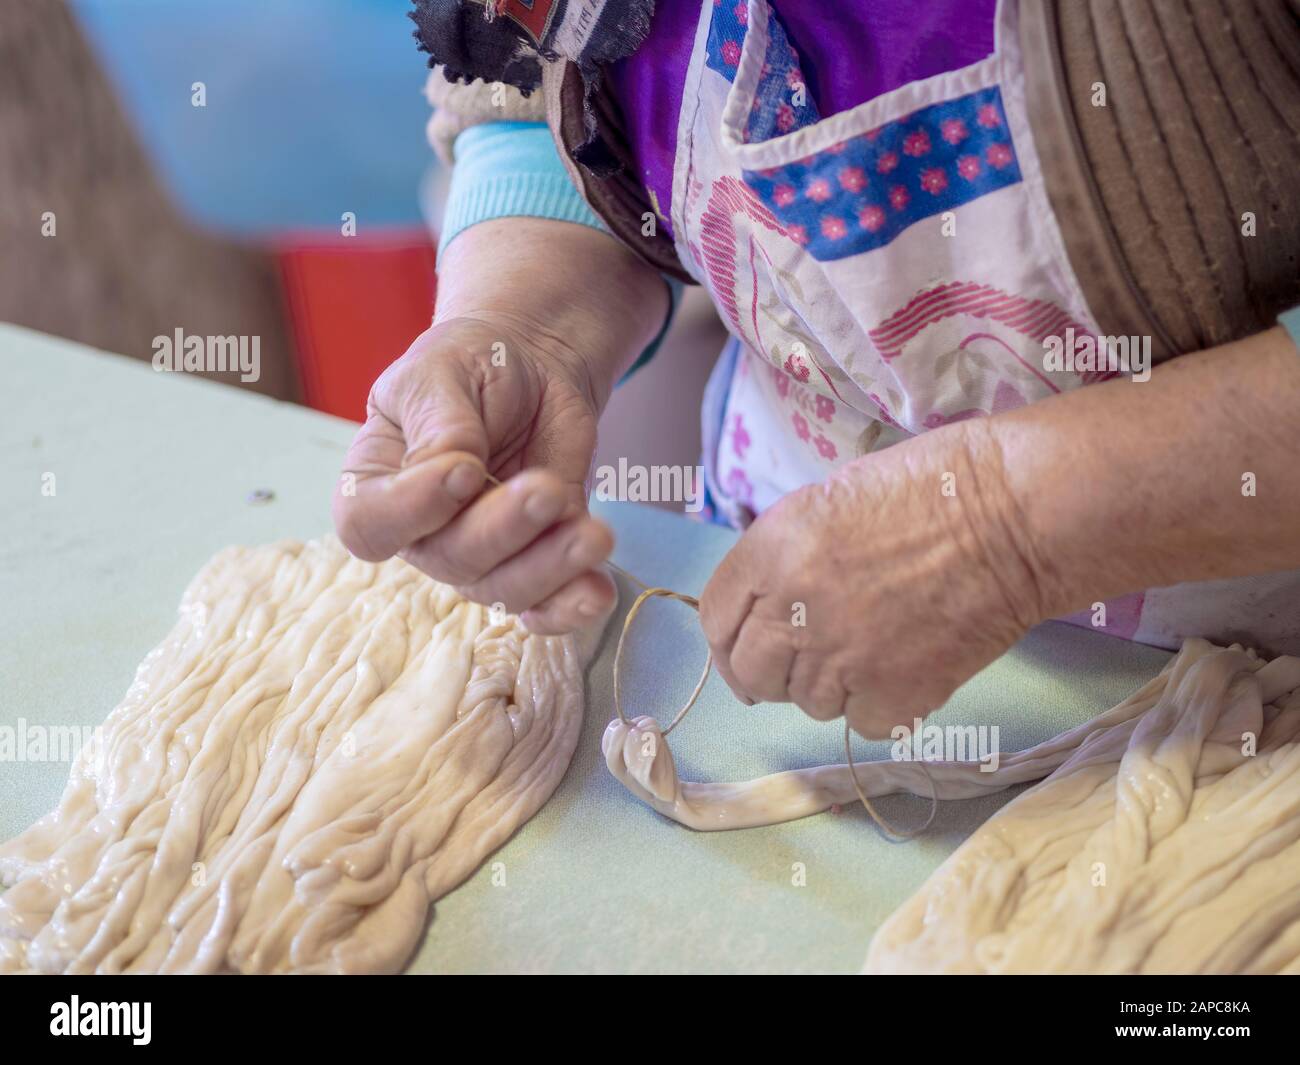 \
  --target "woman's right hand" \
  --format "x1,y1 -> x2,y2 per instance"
332,311 -> 616,635
332,216 -> 668,634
